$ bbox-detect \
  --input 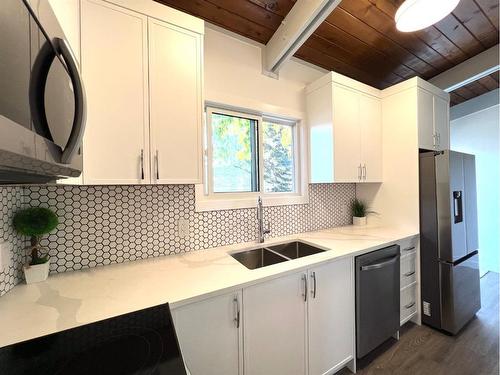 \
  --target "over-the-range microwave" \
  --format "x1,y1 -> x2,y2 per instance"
0,0 -> 86,184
